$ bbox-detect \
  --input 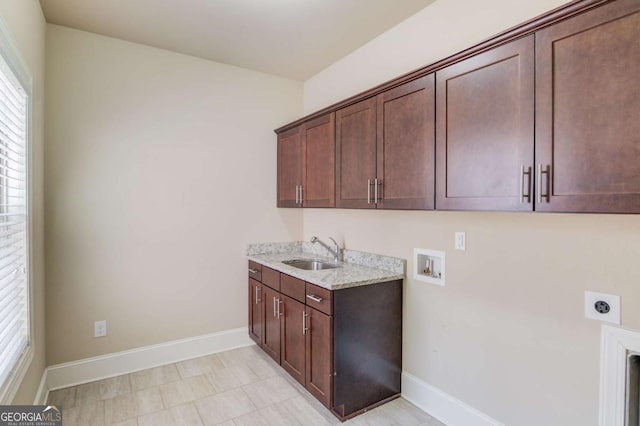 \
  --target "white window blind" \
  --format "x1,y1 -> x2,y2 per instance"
0,51 -> 29,394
